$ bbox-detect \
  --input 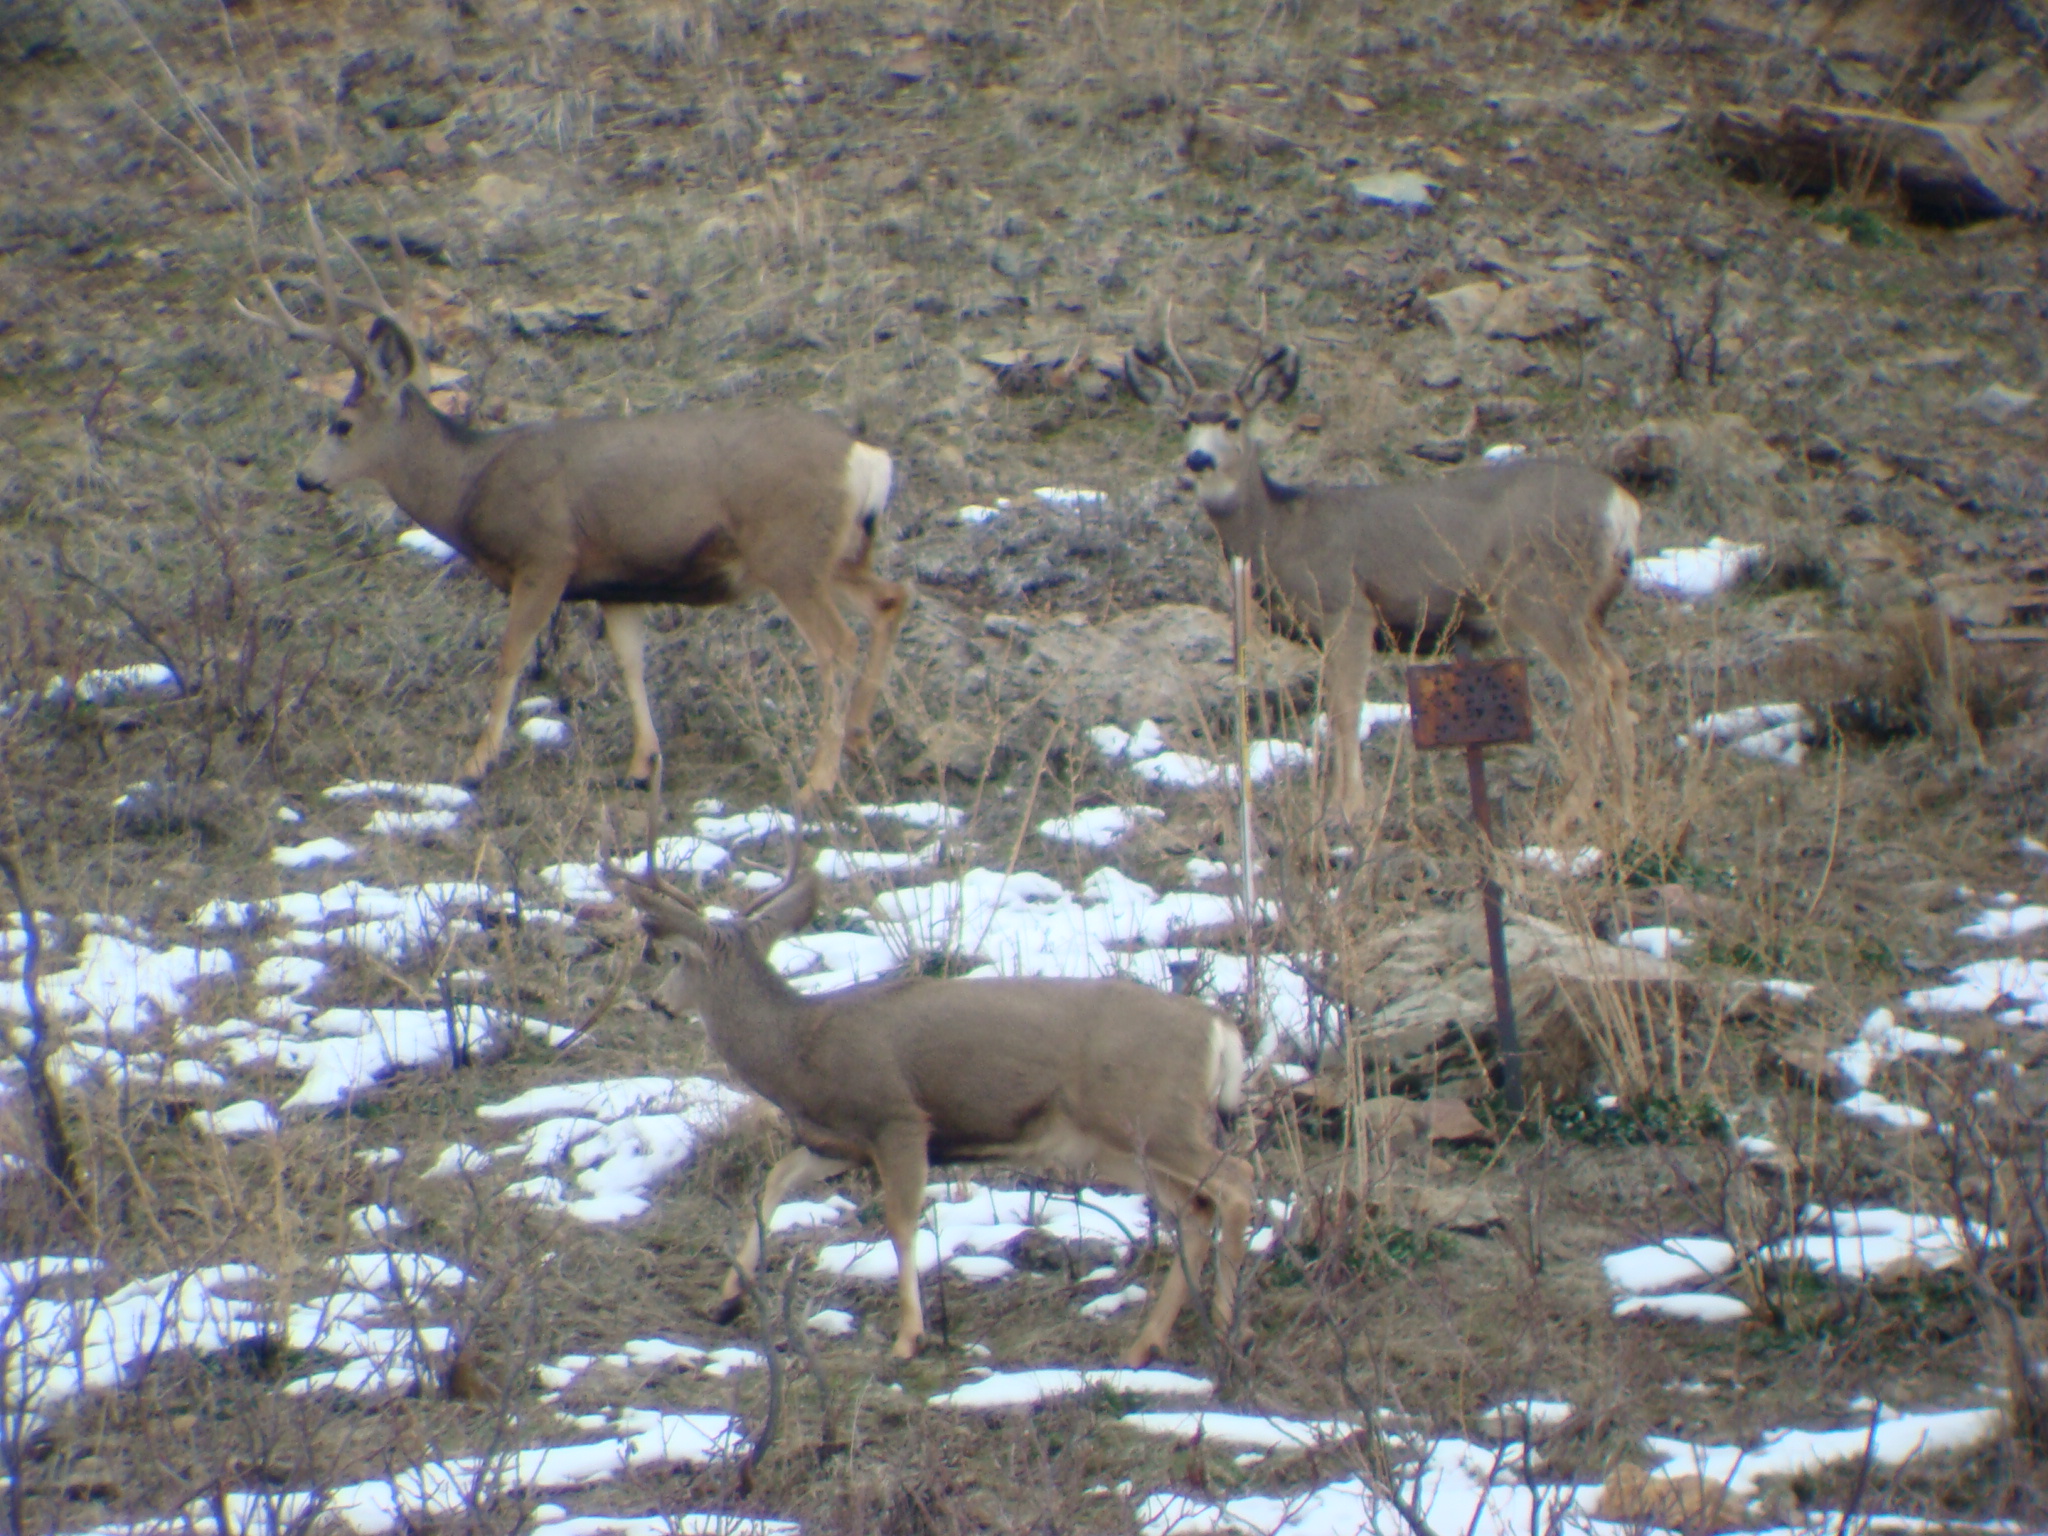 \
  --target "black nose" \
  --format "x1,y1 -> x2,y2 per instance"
296,473 -> 328,493
1185,450 -> 1215,474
